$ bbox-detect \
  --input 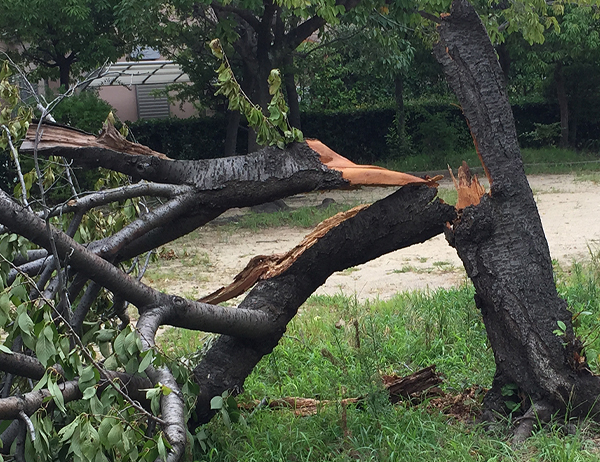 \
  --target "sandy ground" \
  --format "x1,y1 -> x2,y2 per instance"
145,174 -> 600,302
